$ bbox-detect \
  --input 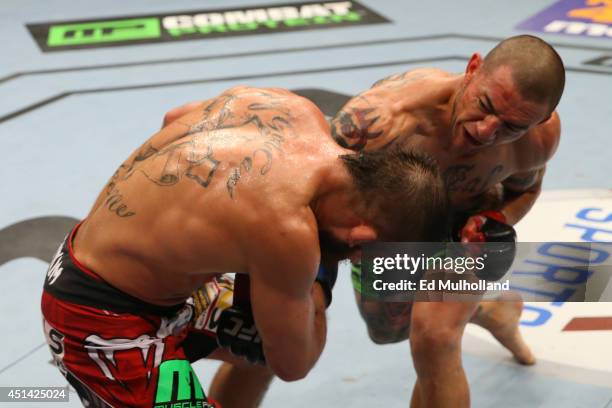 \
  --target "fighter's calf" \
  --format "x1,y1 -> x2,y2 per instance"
409,301 -> 477,376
